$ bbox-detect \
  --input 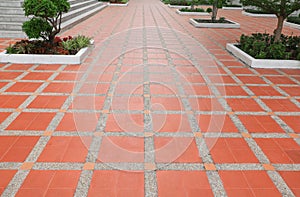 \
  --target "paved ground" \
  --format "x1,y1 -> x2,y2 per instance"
0,0 -> 300,196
